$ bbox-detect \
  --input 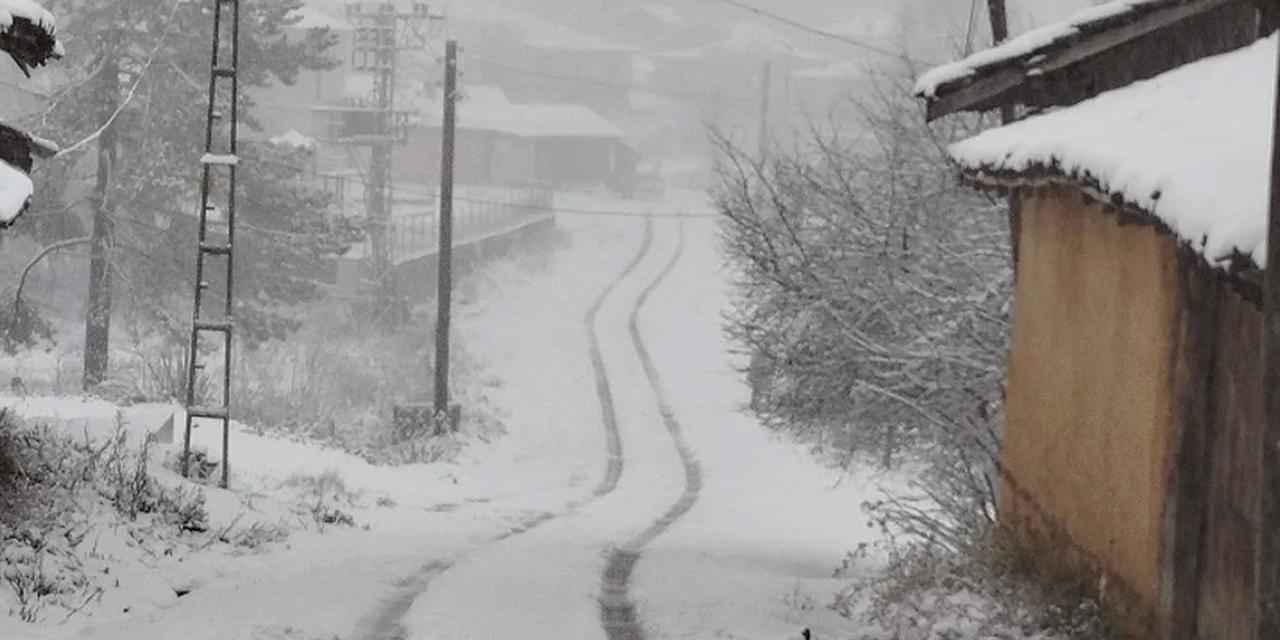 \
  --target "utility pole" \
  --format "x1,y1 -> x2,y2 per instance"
1258,27 -> 1280,640
433,39 -> 457,433
986,0 -> 1012,123
985,0 -> 1021,274
182,0 -> 242,490
757,59 -> 772,159
83,58 -> 119,391
342,2 -> 434,325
